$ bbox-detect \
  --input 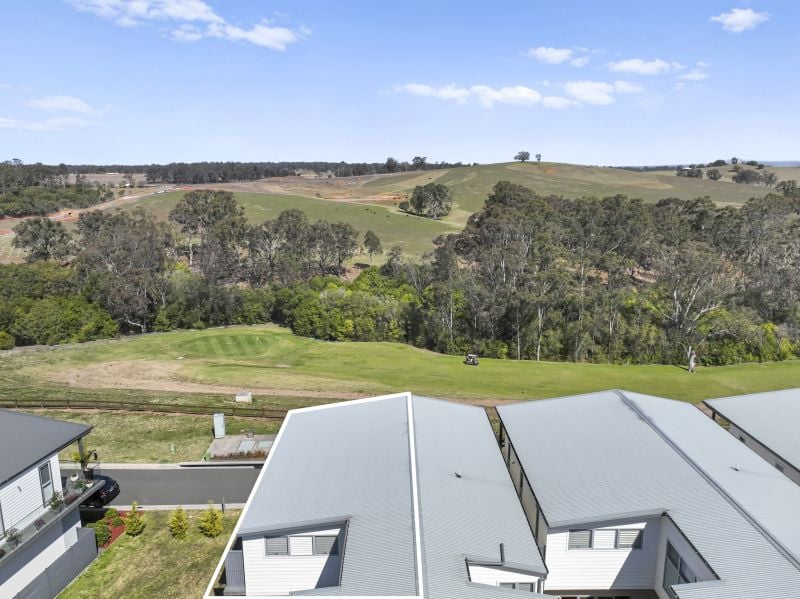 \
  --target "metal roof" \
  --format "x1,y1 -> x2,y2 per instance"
497,390 -> 800,599
232,393 -> 546,598
705,388 -> 800,470
0,409 -> 91,487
